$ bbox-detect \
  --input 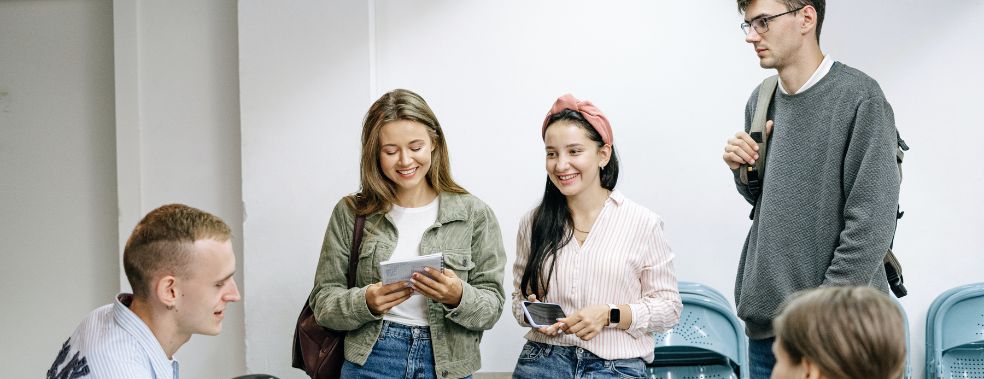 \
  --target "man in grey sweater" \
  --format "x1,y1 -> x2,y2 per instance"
722,0 -> 901,377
